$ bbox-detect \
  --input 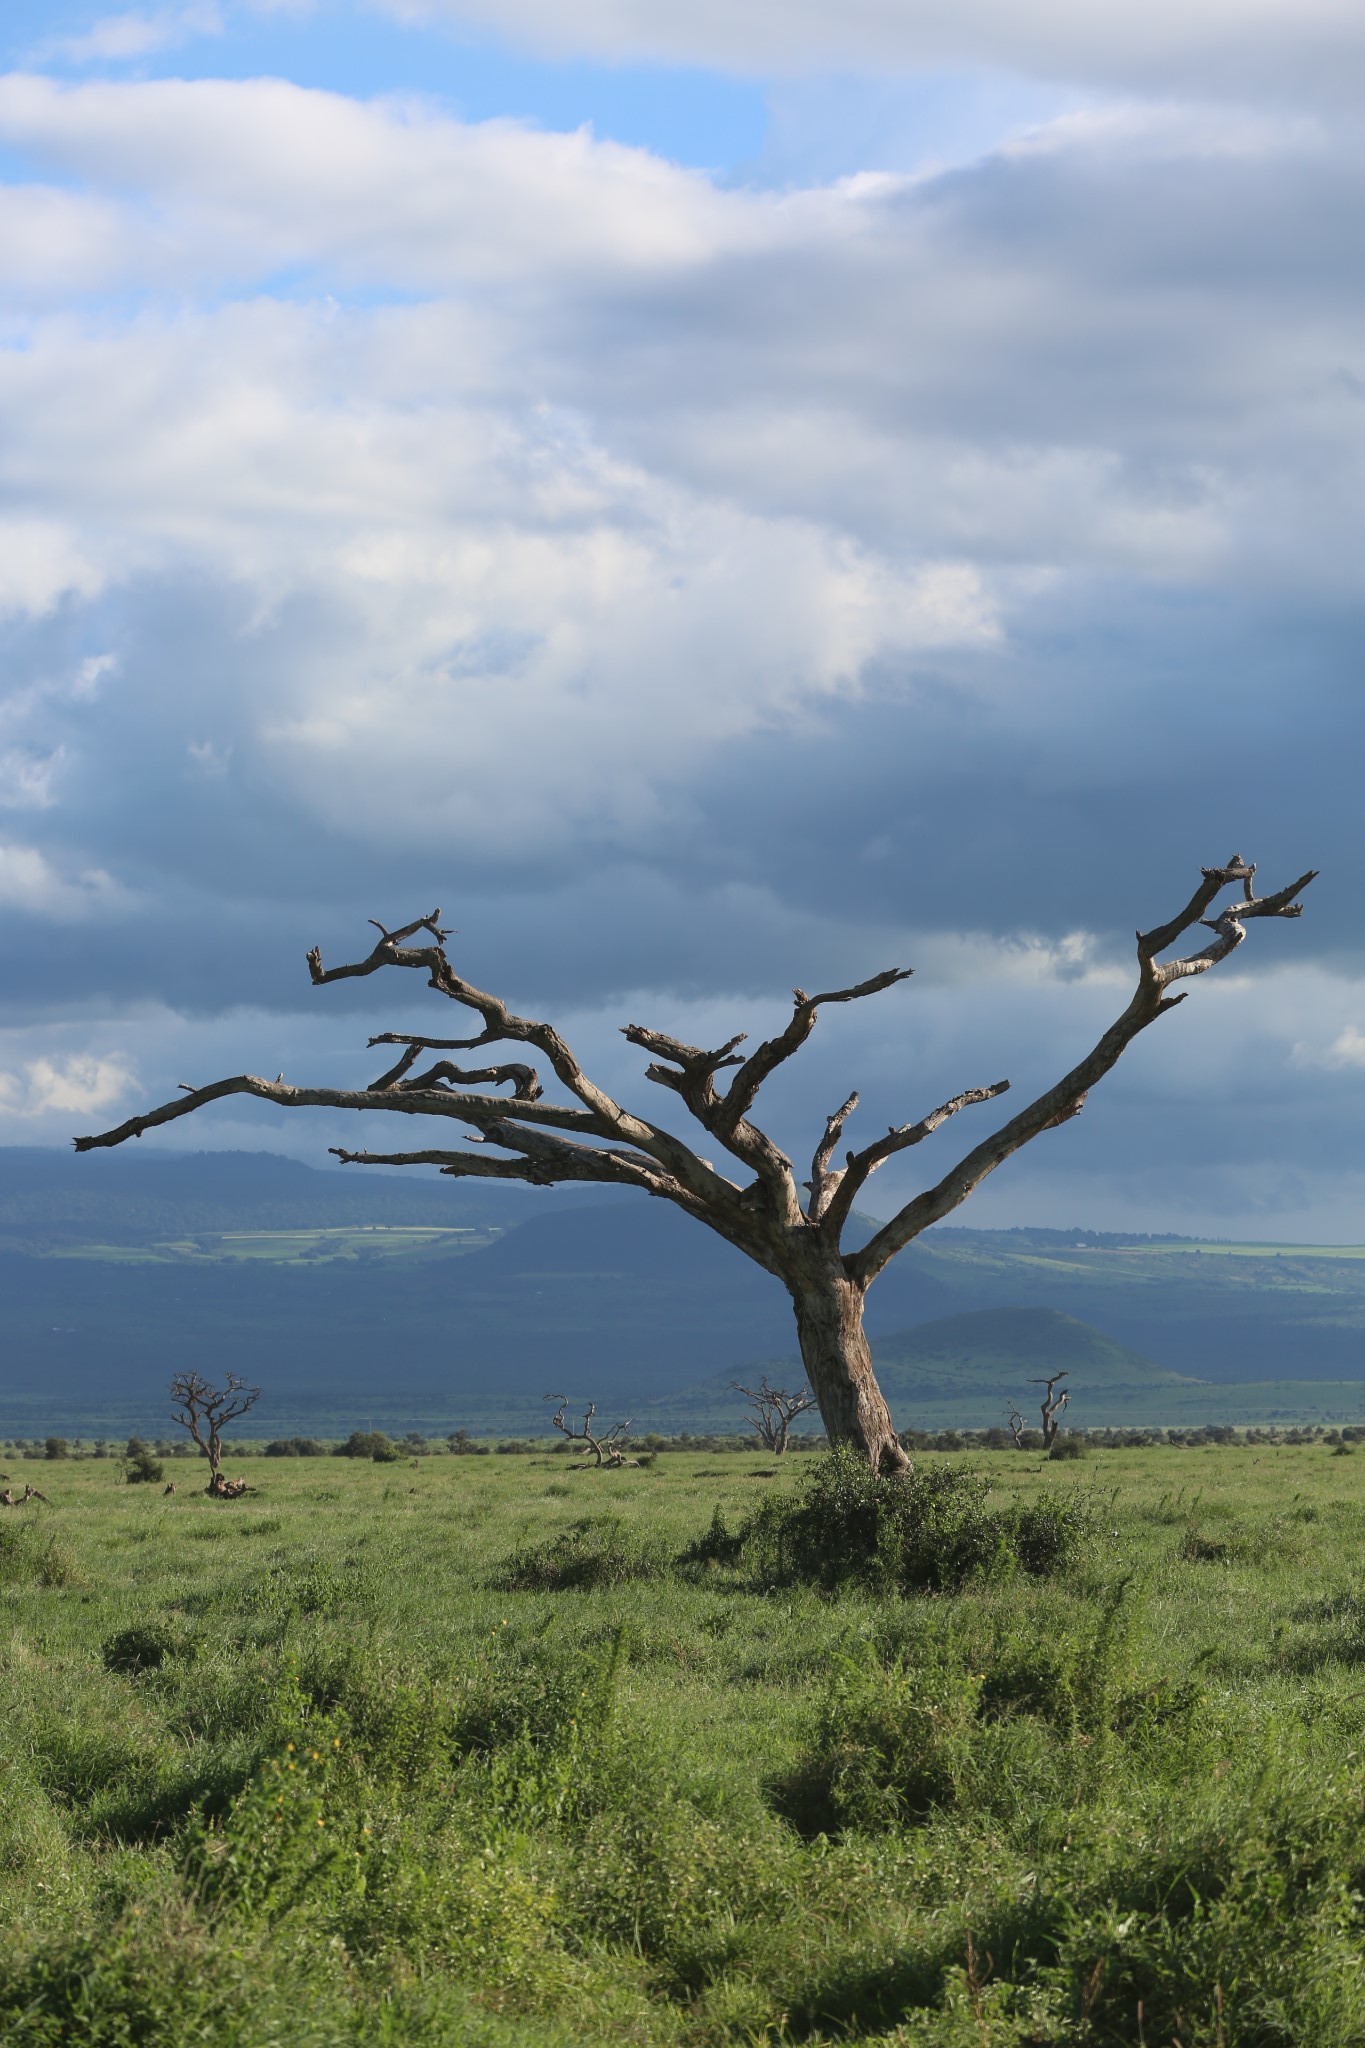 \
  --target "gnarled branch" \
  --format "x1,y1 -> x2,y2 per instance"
807,1091 -> 859,1223
730,1375 -> 817,1454
719,969 -> 912,1136
623,970 -> 913,1216
1029,1372 -> 1070,1449
820,1079 -> 1010,1242
849,856 -> 1316,1287
75,1075 -> 610,1152
368,1039 -> 542,1098
546,1396 -> 634,1467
